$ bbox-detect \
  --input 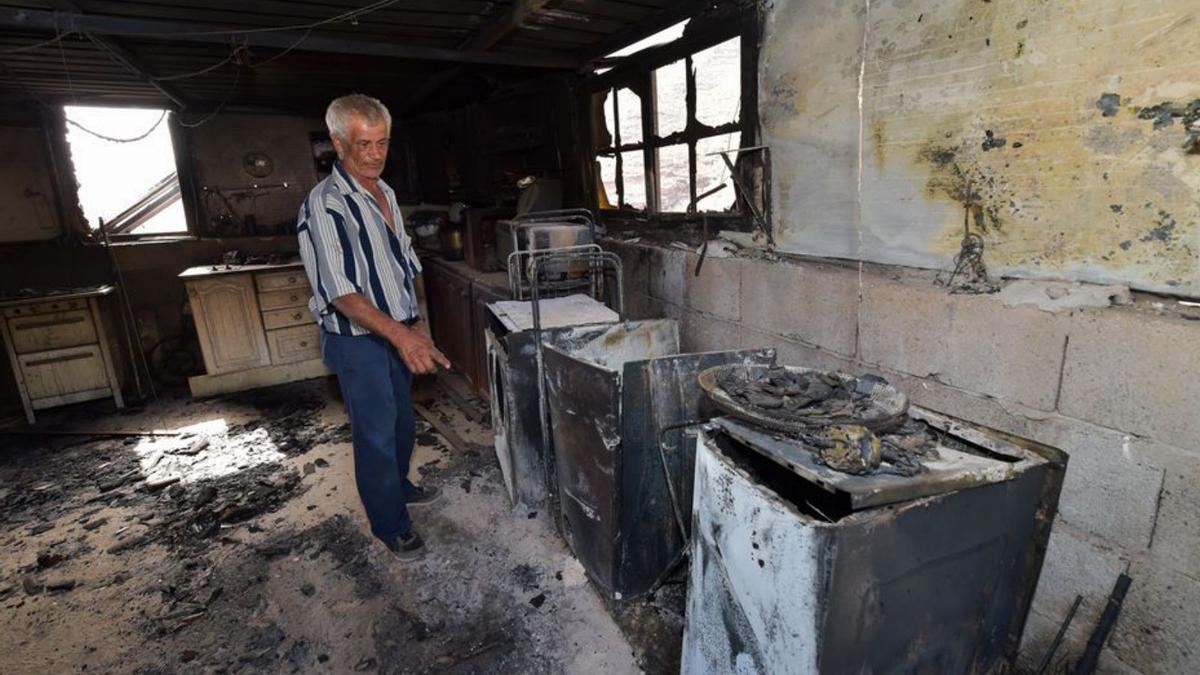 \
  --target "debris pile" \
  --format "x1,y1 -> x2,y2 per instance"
708,365 -> 939,476
717,367 -> 886,425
